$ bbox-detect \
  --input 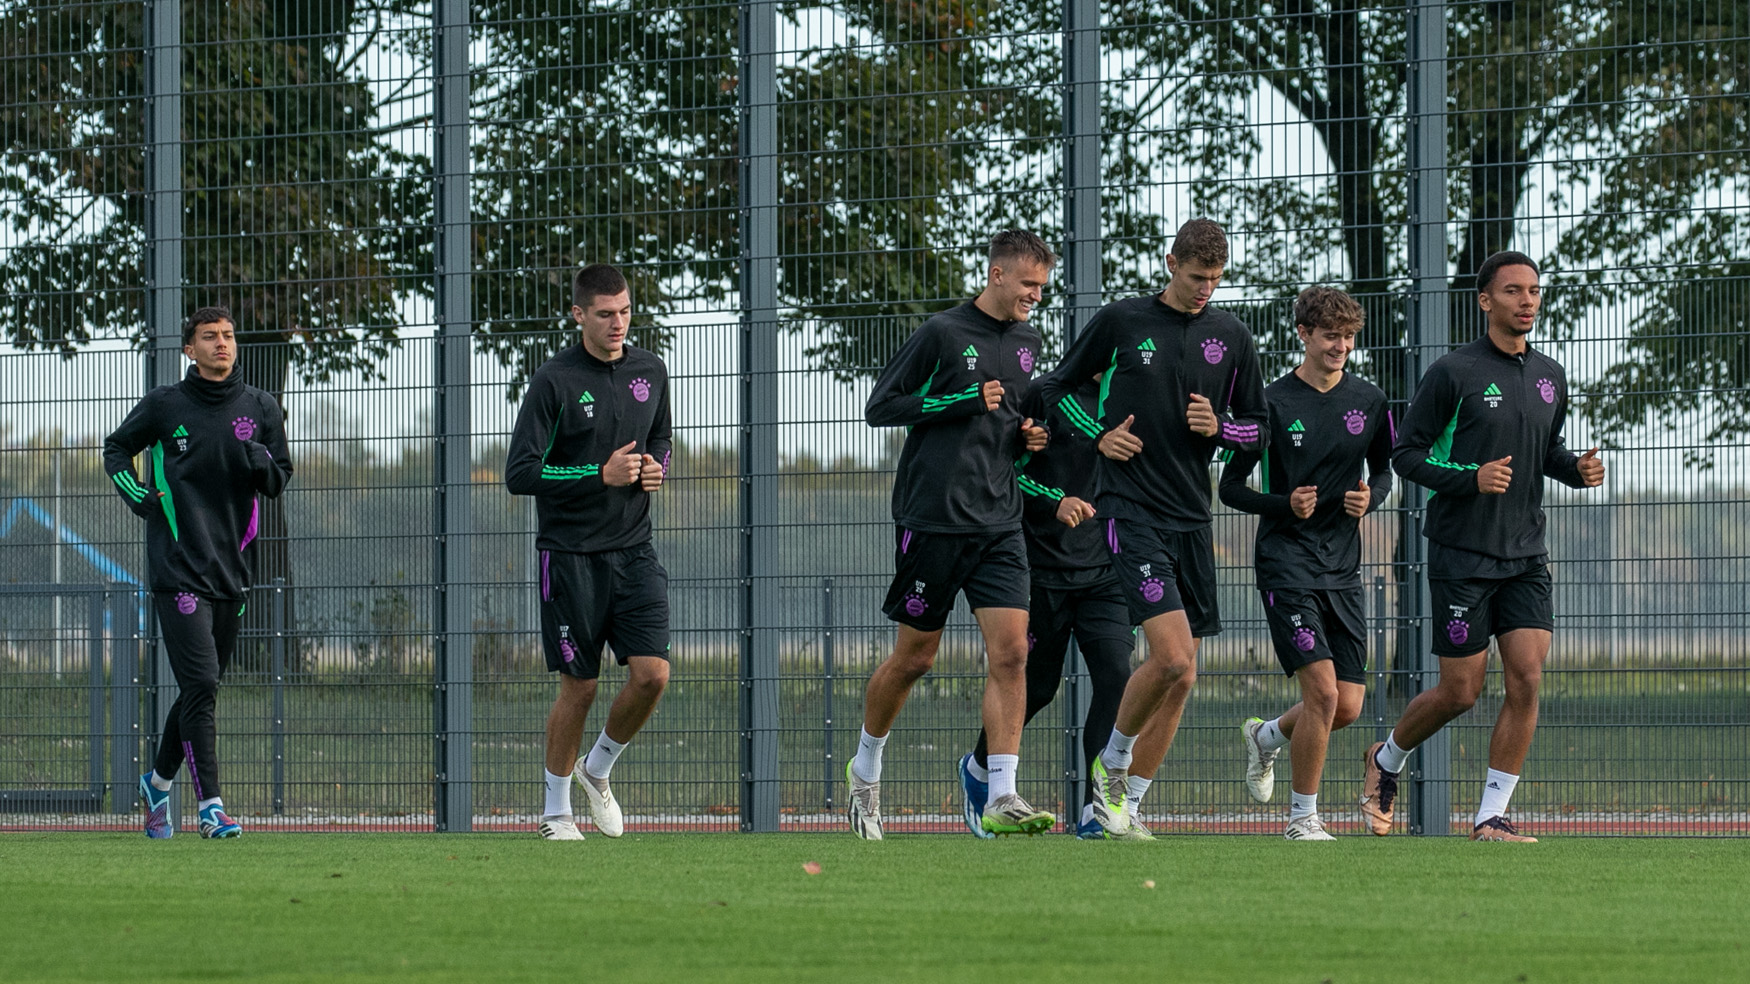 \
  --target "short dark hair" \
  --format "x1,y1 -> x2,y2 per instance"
572,264 -> 630,310
988,229 -> 1057,270
1477,251 -> 1539,292
1169,219 -> 1228,268
1294,286 -> 1364,334
183,306 -> 233,346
